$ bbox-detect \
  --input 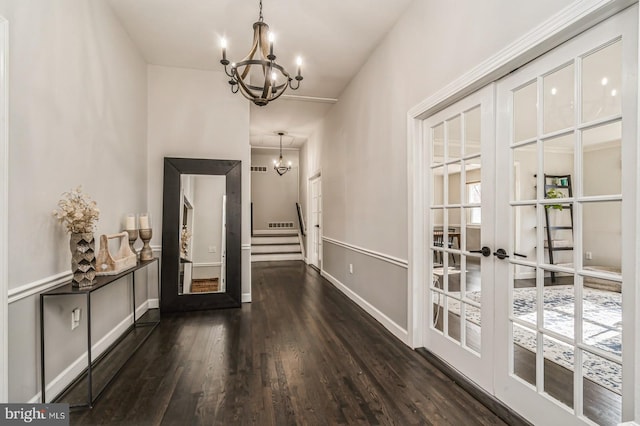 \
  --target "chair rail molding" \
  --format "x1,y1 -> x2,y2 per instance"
0,15 -> 8,403
406,0 -> 635,349
322,236 -> 408,269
